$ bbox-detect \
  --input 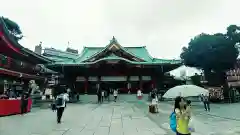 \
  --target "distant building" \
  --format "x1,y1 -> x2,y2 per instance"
66,47 -> 78,54
35,42 -> 42,55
